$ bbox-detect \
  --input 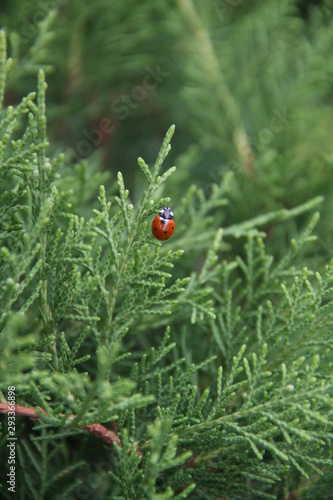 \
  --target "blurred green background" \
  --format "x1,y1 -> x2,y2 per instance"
1,0 -> 333,266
